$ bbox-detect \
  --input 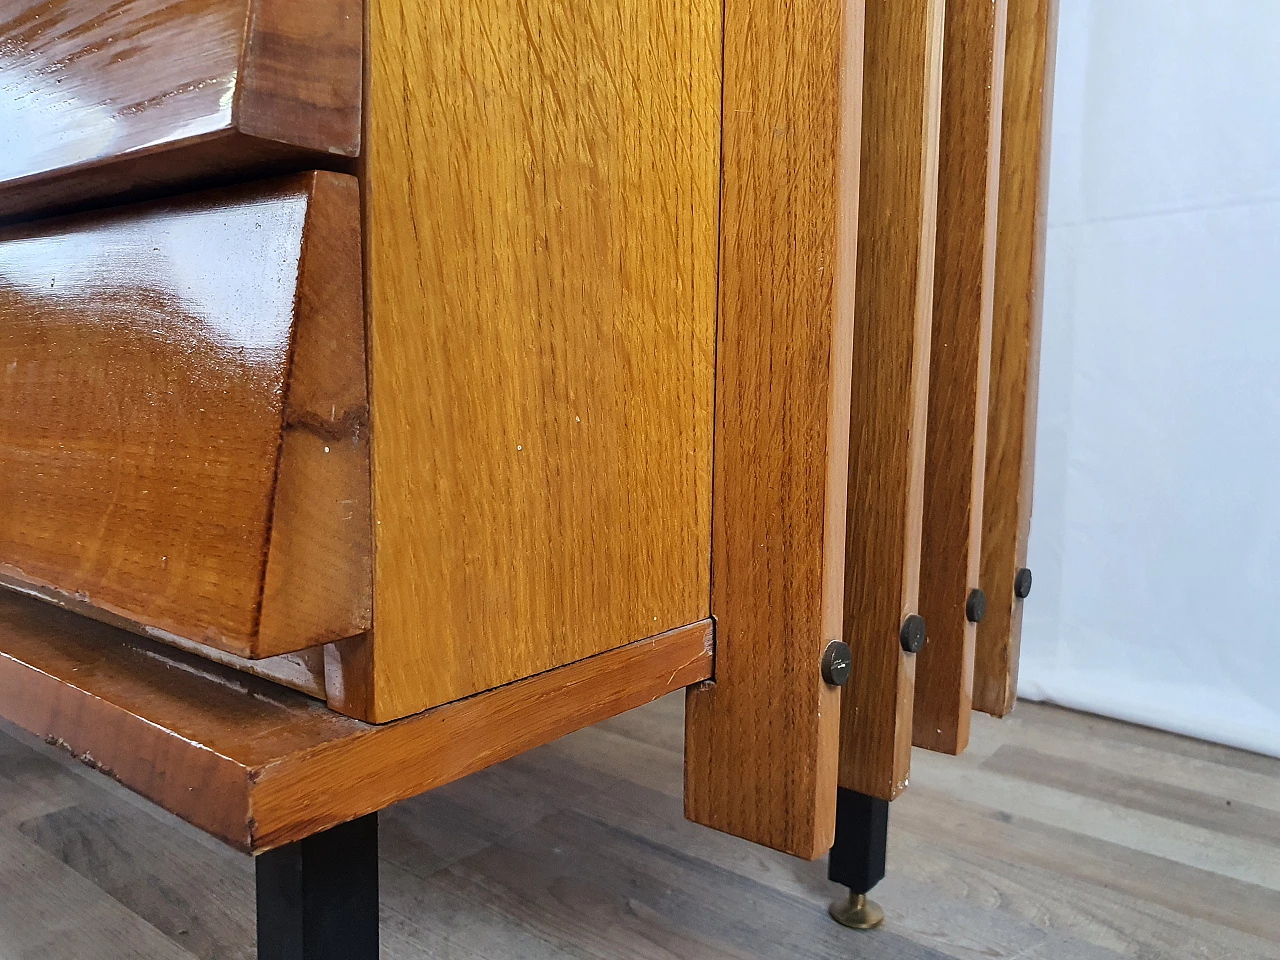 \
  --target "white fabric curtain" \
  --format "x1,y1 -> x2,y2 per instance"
1020,0 -> 1280,757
